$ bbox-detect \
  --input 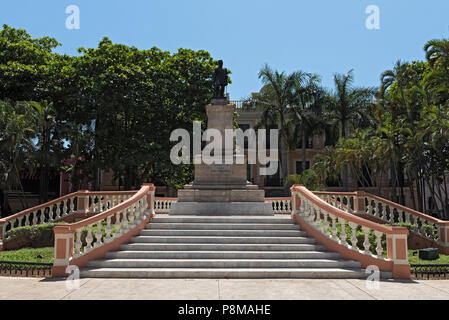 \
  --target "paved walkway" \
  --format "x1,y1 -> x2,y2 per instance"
1,277 -> 449,299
